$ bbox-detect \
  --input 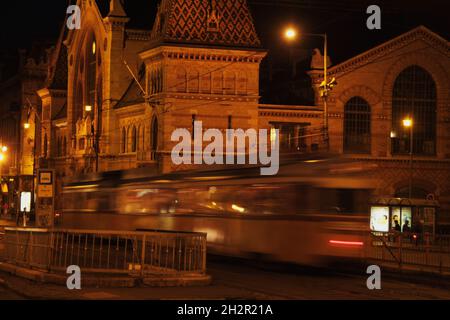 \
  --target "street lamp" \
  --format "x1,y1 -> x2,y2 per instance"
282,27 -> 335,150
85,105 -> 99,172
403,117 -> 413,199
284,27 -> 297,41
0,148 -> 5,214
